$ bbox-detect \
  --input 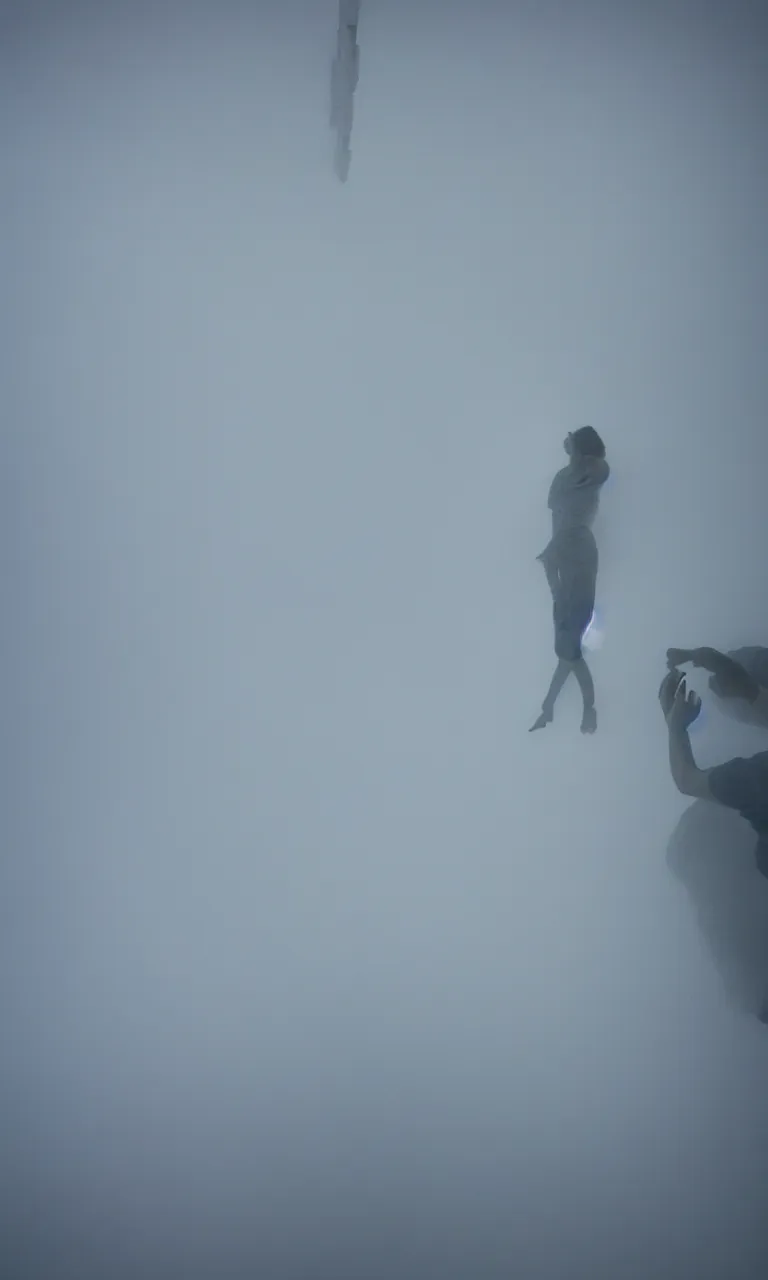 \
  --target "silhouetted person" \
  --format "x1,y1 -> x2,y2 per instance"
530,426 -> 610,734
330,0 -> 360,183
659,668 -> 768,880
667,645 -> 768,730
